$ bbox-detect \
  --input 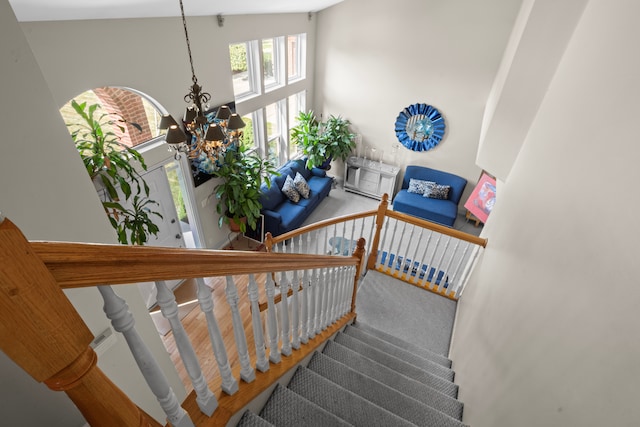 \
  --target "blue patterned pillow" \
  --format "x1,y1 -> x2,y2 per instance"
408,178 -> 435,195
281,175 -> 300,202
293,172 -> 310,199
423,182 -> 451,200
